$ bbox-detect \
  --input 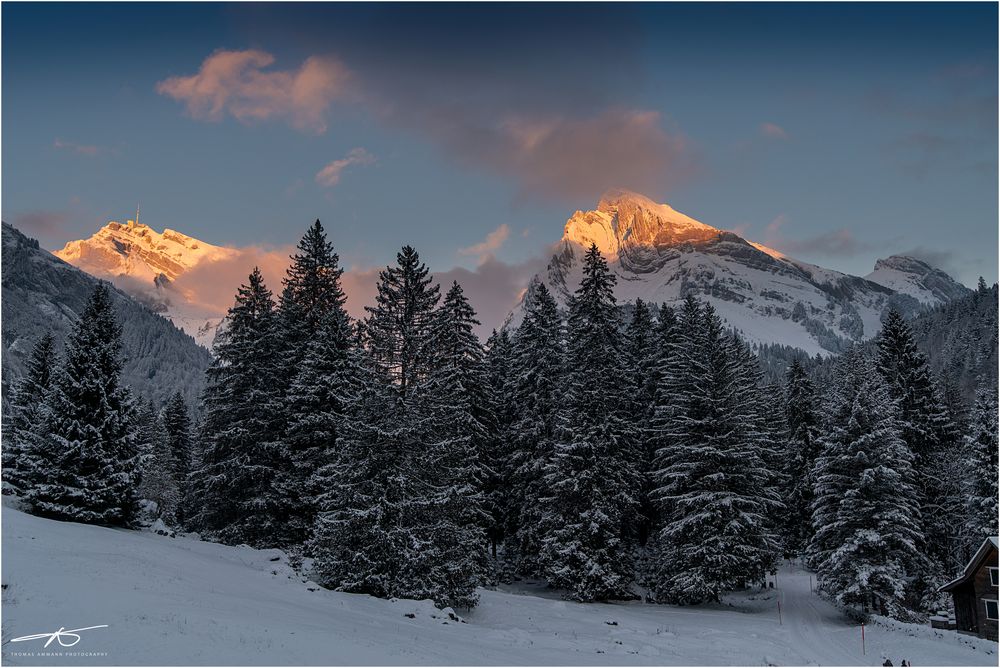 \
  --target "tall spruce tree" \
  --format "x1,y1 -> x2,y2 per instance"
366,245 -> 440,395
3,331 -> 56,496
649,298 -> 781,604
965,381 -> 999,540
782,359 -> 821,555
273,220 -> 352,547
484,327 -> 515,561
876,309 -> 957,570
507,279 -> 565,576
27,284 -> 140,526
161,392 -> 192,521
539,244 -> 638,602
188,268 -> 282,546
810,348 -> 925,616
638,304 -> 678,546
419,281 -> 493,604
